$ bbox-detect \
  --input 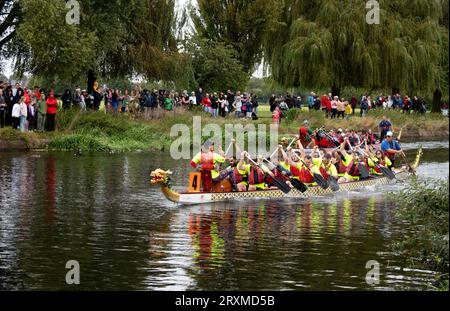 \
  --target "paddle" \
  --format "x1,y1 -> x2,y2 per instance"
347,140 -> 370,179
300,160 -> 329,190
397,128 -> 403,141
363,148 -> 395,180
245,155 -> 291,194
321,131 -> 340,147
327,175 -> 340,191
400,151 -> 416,175
223,141 -> 233,157
263,158 -> 308,193
270,137 -> 296,159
